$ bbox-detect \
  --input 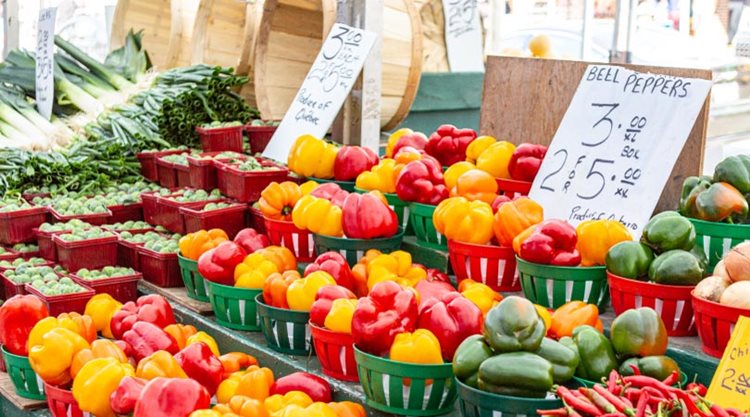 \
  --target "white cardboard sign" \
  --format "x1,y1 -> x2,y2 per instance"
35,7 -> 57,120
528,64 -> 711,238
262,23 -> 377,162
441,0 -> 484,72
